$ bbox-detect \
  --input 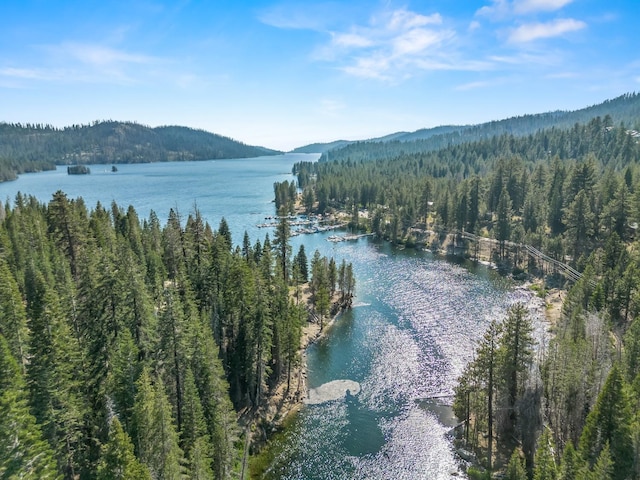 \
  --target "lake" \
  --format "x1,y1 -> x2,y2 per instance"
0,154 -> 538,479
